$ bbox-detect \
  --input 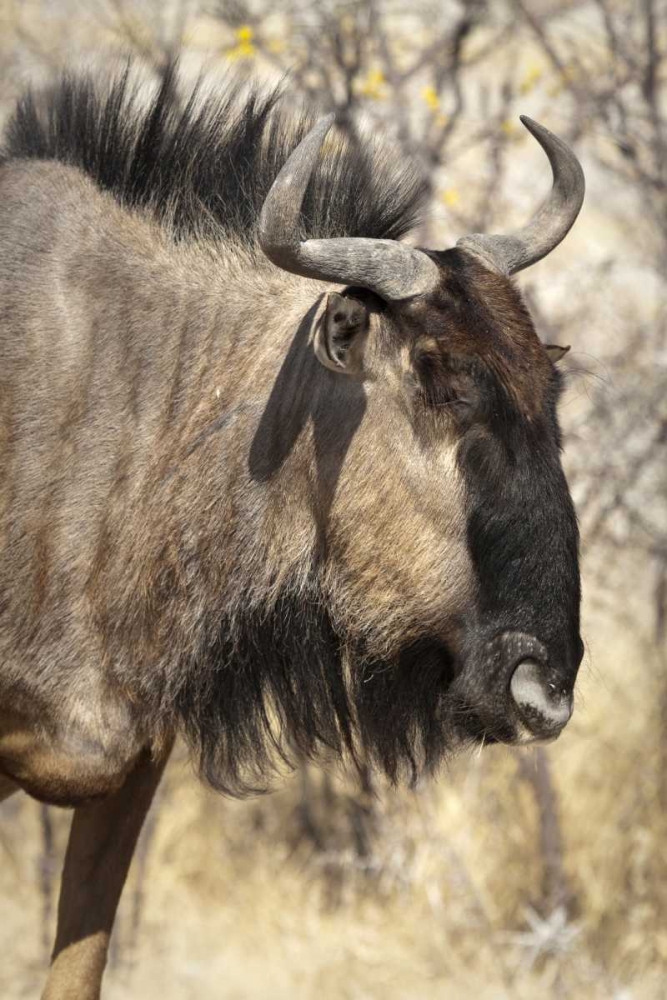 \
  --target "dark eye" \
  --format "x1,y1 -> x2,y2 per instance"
426,393 -> 472,411
426,395 -> 477,431
413,350 -> 480,419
